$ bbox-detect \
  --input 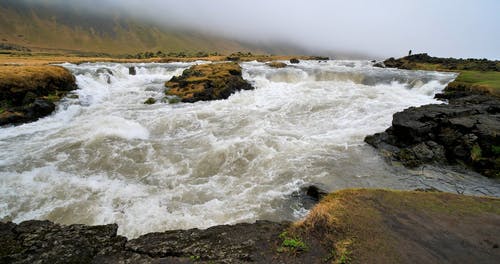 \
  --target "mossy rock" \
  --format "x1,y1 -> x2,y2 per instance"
144,97 -> 156,104
267,62 -> 287,68
165,63 -> 253,103
0,65 -> 76,126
